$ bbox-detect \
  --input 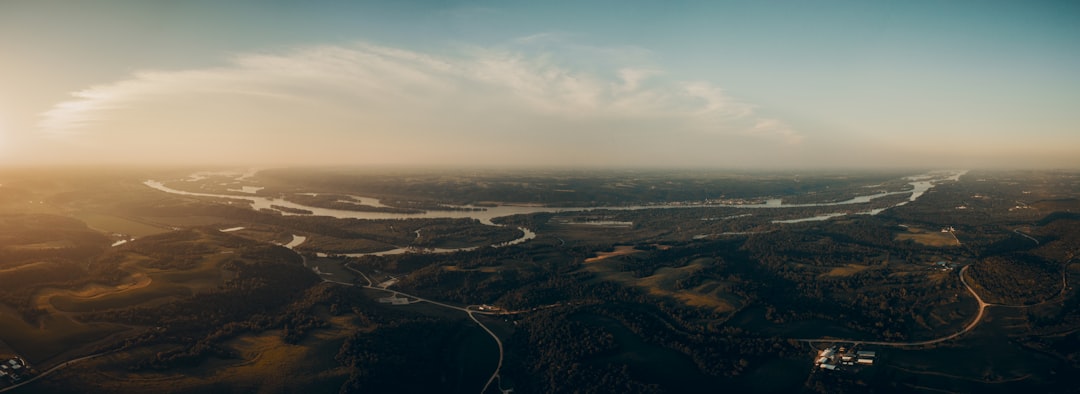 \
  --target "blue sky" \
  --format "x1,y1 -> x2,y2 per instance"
1,0 -> 1078,168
